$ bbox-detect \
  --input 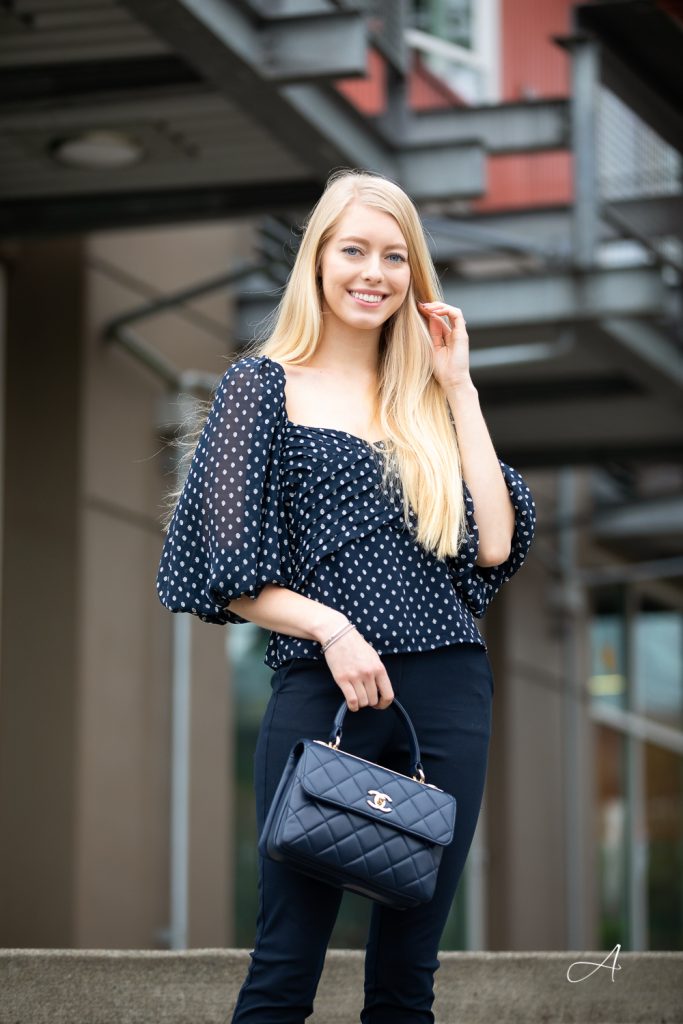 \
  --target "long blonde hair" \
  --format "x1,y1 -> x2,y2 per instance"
159,167 -> 470,561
